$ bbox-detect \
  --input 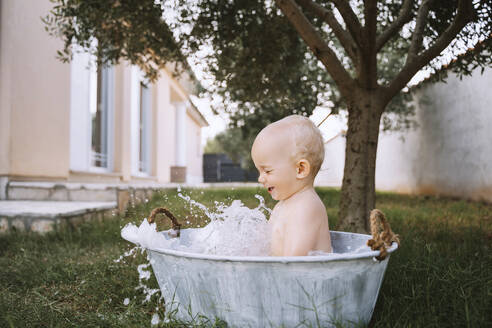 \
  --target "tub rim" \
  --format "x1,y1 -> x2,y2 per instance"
145,230 -> 398,263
